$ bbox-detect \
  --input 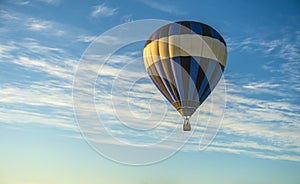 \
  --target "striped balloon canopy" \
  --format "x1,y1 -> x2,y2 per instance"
143,21 -> 227,131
